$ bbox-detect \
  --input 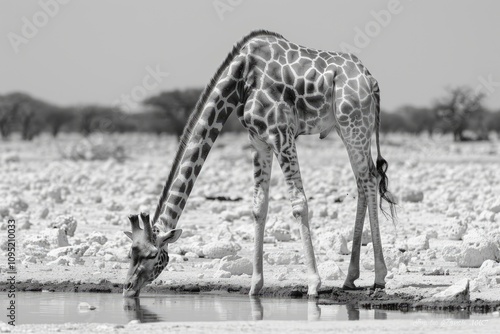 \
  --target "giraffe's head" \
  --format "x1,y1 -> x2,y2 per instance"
122,212 -> 182,298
